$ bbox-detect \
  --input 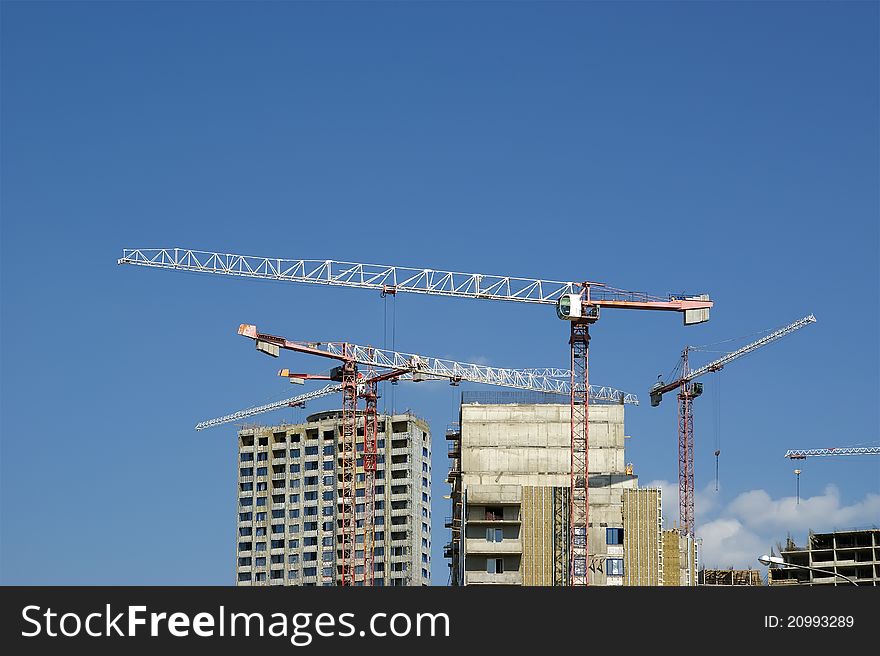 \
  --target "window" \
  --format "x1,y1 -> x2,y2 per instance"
486,528 -> 503,543
271,539 -> 285,549
288,525 -> 299,534
272,524 -> 284,534
487,558 -> 504,574
239,497 -> 252,507
257,452 -> 268,461
290,449 -> 300,458
240,453 -> 254,462
240,482 -> 253,492
305,461 -> 318,471
238,557 -> 251,566
304,506 -> 318,516
289,494 -> 300,504
322,521 -> 334,531
290,464 -> 301,473
323,567 -> 334,577
303,567 -> 317,577
256,497 -> 267,507
254,572 -> 266,582
303,551 -> 317,562
240,467 -> 253,477
256,482 -> 267,491
256,467 -> 267,476
255,542 -> 266,552
323,461 -> 334,471
288,570 -> 299,579
239,512 -> 252,522
606,528 -> 624,545
239,527 -> 252,537
288,540 -> 299,549
606,558 -> 624,576
305,476 -> 319,486
238,572 -> 251,582
255,557 -> 266,567
323,476 -> 334,486
323,445 -> 334,455
304,522 -> 318,531
305,446 -> 319,456
255,512 -> 266,521
272,509 -> 284,519
255,527 -> 266,536
238,541 -> 252,552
